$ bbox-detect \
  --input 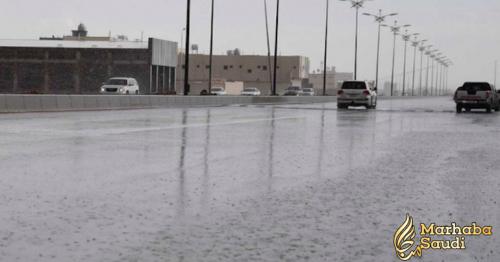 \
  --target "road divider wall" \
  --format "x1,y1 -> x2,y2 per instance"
0,95 -> 337,113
